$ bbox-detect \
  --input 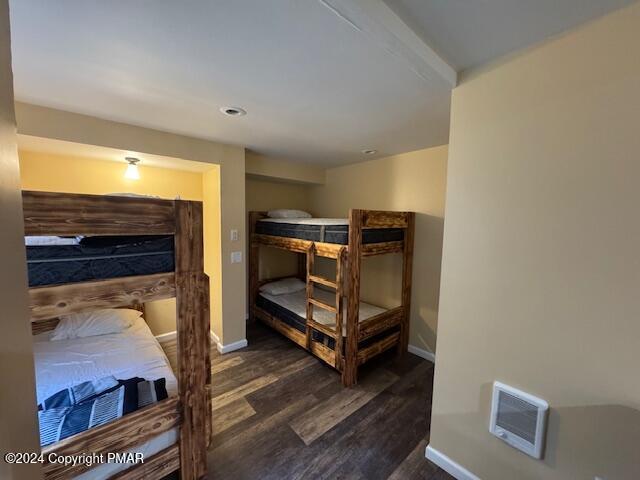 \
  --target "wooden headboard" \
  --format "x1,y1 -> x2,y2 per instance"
31,303 -> 147,335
